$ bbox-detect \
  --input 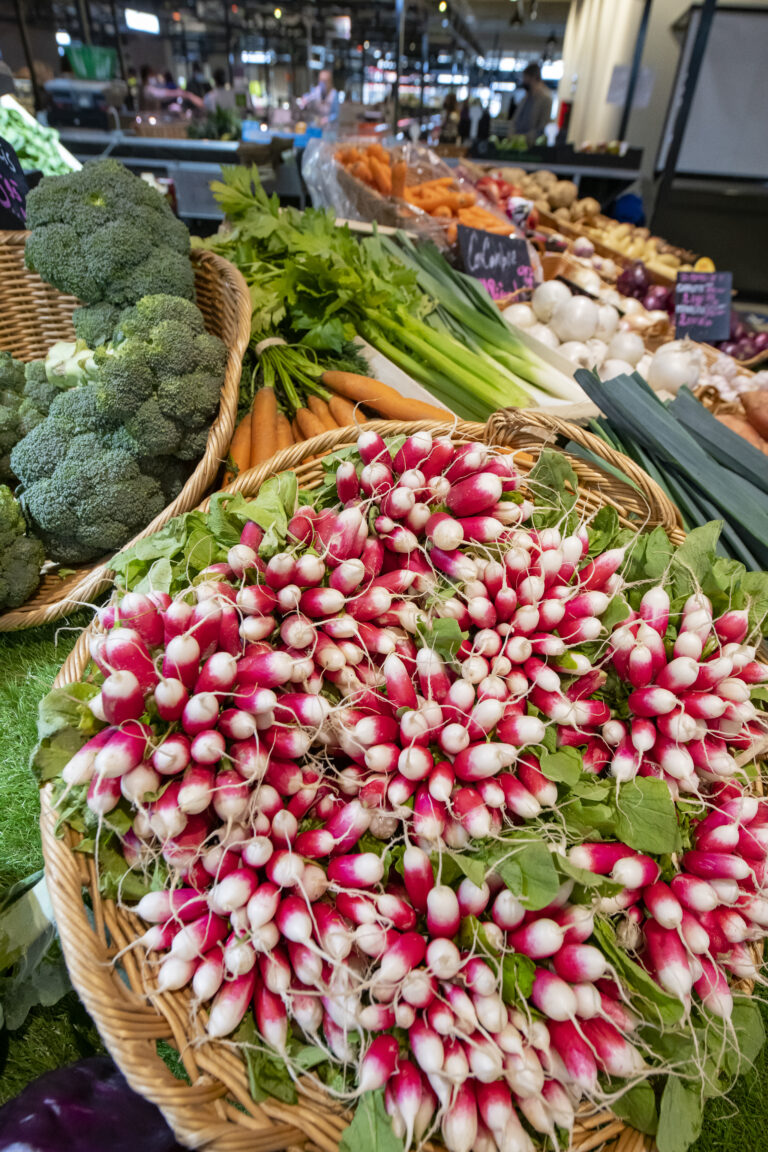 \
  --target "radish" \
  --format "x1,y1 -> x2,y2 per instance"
360,1036 -> 400,1092
644,921 -> 693,998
